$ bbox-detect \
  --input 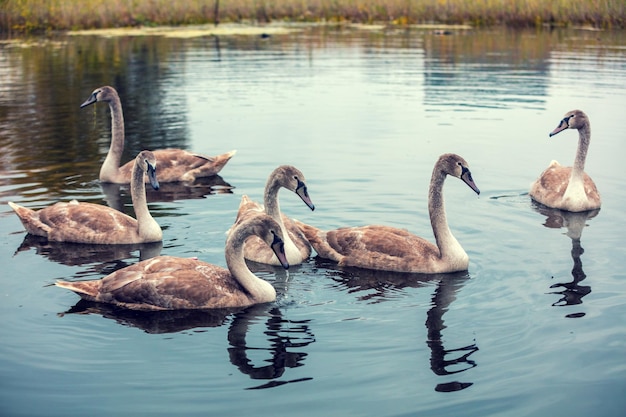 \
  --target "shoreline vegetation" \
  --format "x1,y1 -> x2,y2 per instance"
1,0 -> 625,34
